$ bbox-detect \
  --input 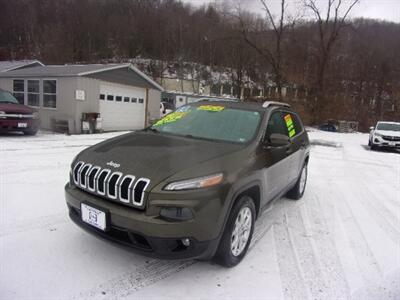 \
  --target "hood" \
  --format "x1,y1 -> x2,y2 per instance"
77,131 -> 243,190
0,103 -> 36,113
375,130 -> 400,137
